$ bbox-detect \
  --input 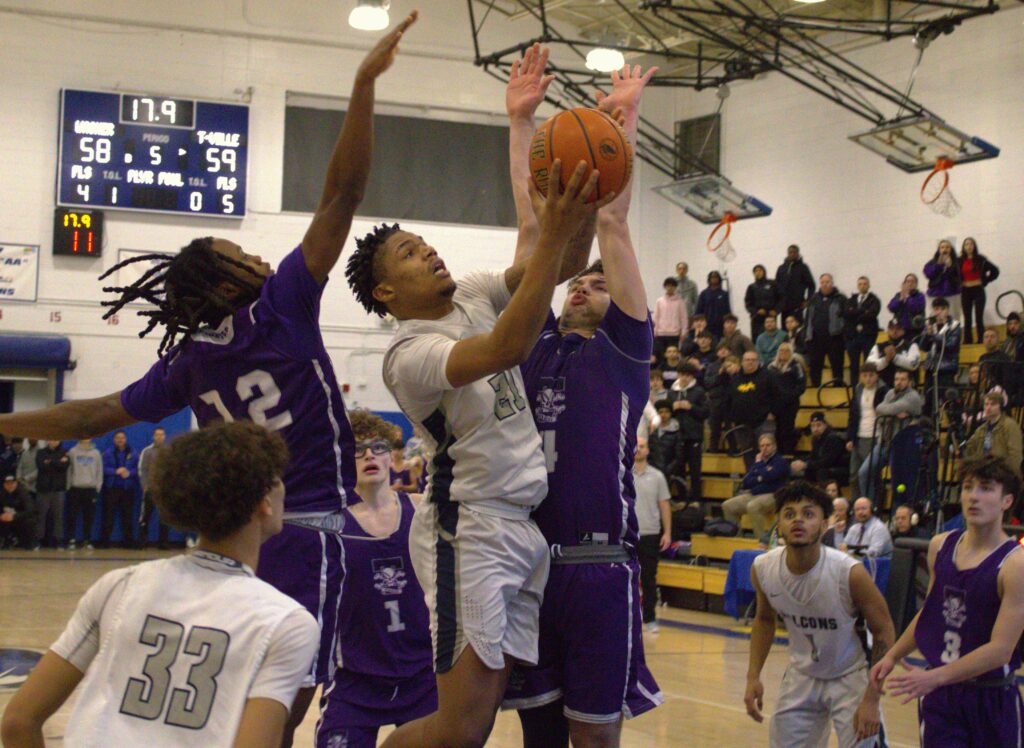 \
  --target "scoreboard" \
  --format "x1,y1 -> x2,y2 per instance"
57,89 -> 248,218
